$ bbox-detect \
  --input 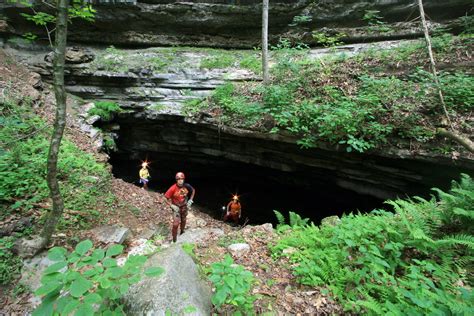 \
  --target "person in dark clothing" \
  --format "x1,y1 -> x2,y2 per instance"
165,172 -> 195,243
